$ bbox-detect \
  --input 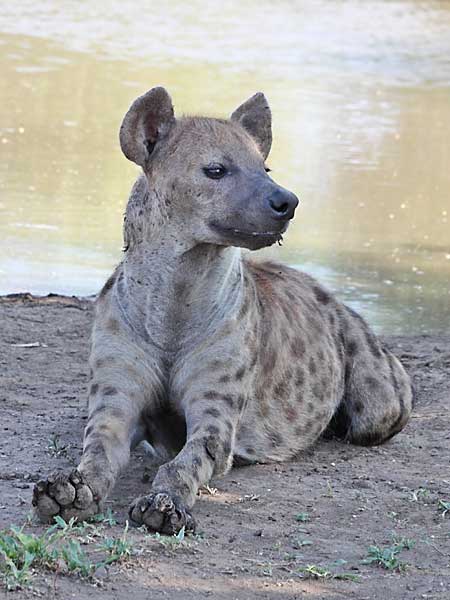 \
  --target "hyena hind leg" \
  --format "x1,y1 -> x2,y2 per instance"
326,348 -> 414,447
